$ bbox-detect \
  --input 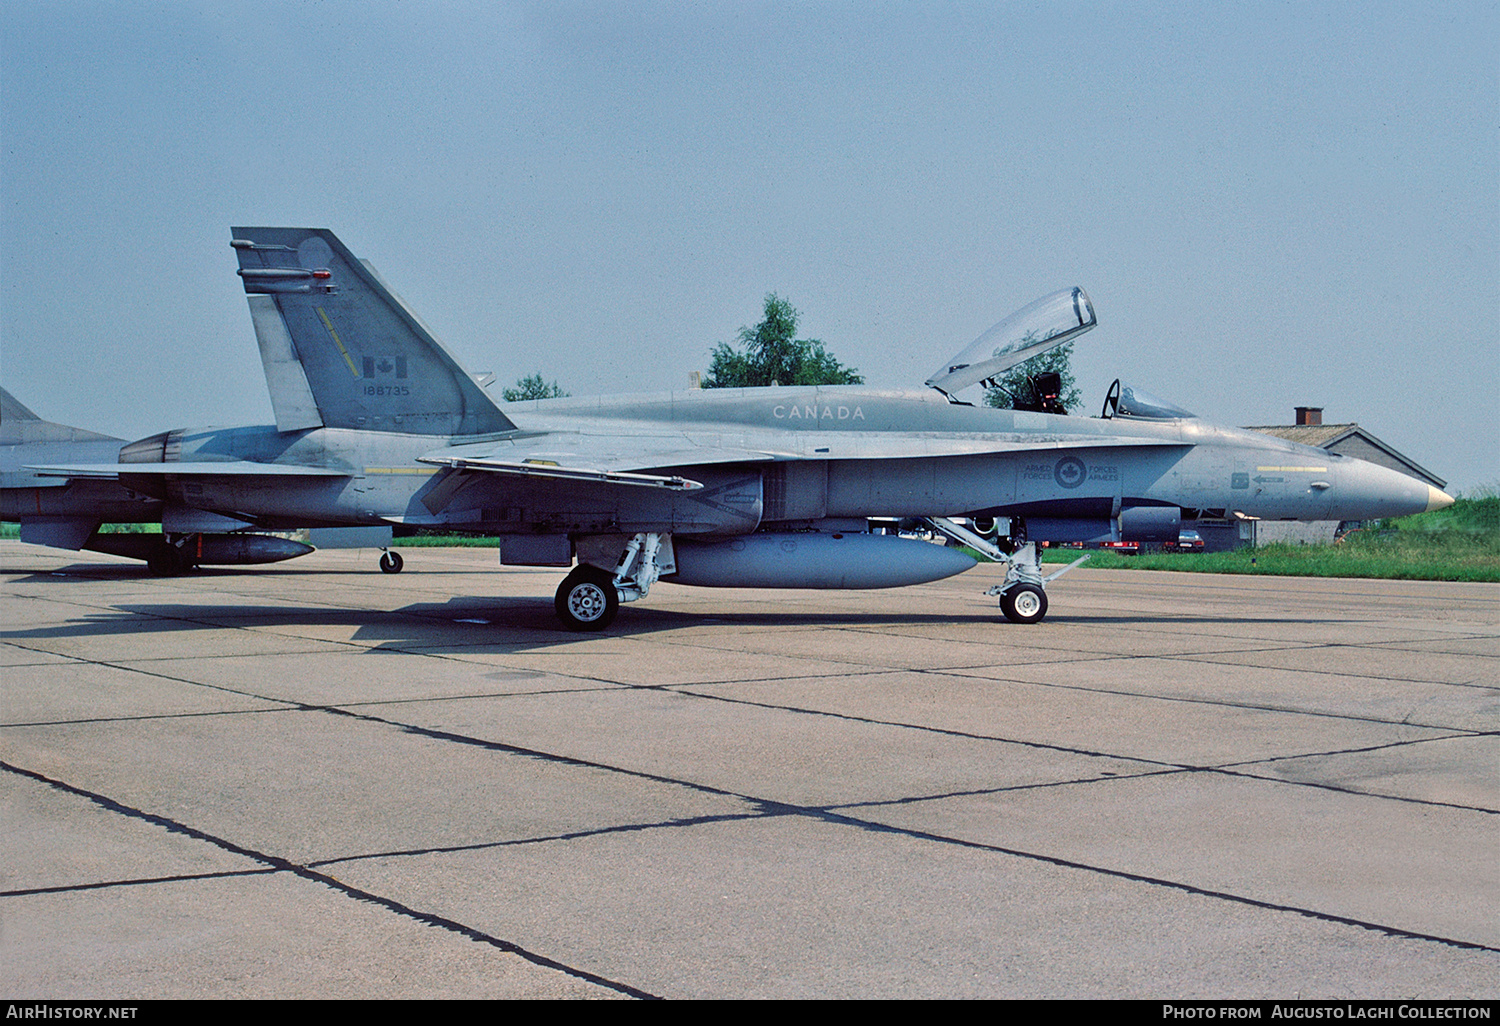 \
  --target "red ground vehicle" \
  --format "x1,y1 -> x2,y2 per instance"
1102,529 -> 1204,555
